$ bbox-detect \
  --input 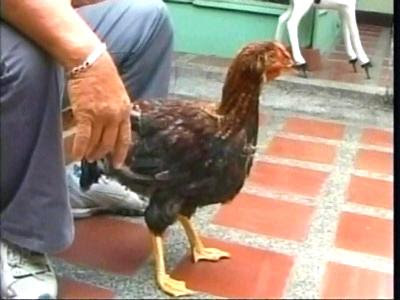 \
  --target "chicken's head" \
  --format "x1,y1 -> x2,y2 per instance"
235,41 -> 294,82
